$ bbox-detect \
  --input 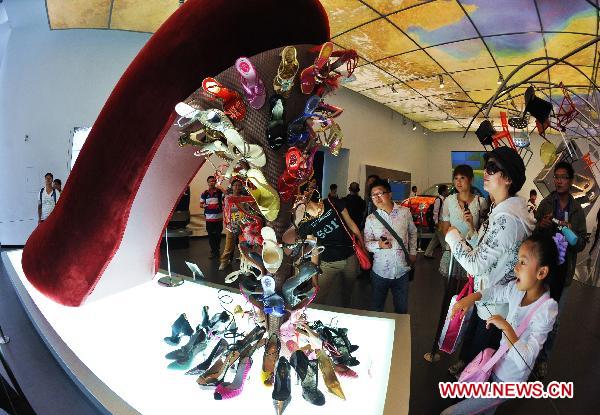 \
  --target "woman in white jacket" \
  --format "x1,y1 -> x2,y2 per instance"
446,147 -> 535,377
